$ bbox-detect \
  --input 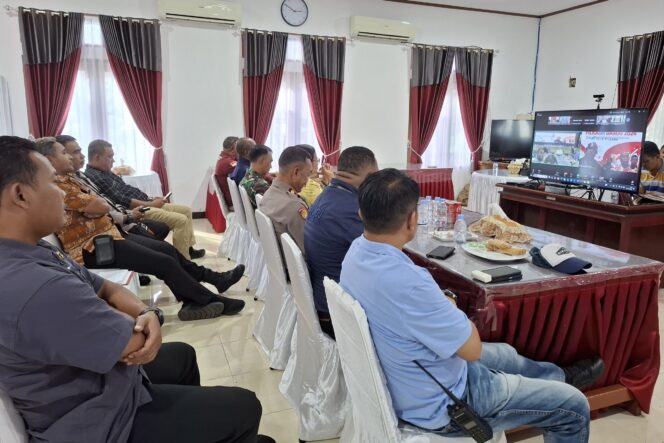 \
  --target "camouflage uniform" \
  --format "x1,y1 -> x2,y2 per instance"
240,168 -> 270,208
